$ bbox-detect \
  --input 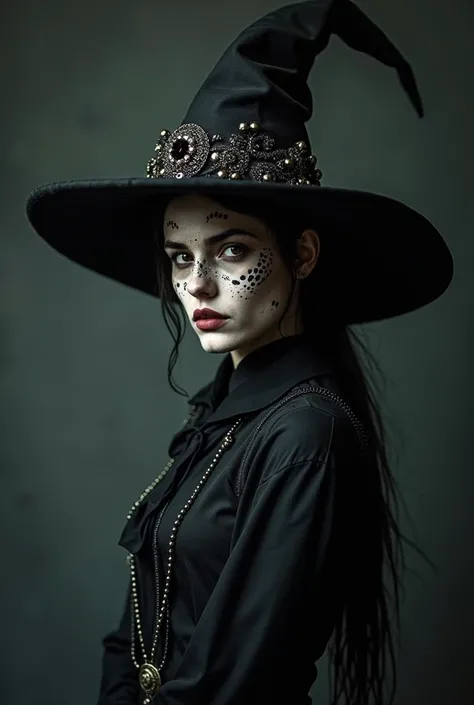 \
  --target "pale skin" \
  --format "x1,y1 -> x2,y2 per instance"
163,194 -> 320,368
